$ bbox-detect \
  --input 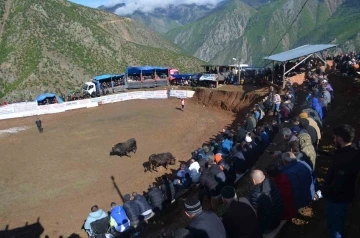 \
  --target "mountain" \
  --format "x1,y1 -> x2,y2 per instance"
166,0 -> 358,64
98,3 -> 214,34
0,0 -> 204,101
166,0 -> 256,64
